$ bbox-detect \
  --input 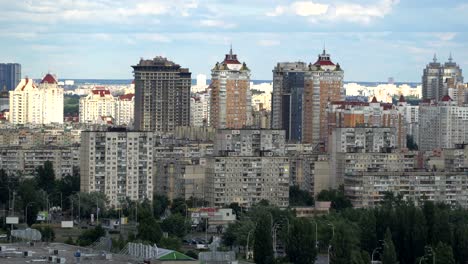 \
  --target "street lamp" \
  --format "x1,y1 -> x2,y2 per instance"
419,256 -> 426,264
311,219 -> 318,249
425,246 -> 435,264
25,202 -> 35,226
327,223 -> 335,264
371,247 -> 382,263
